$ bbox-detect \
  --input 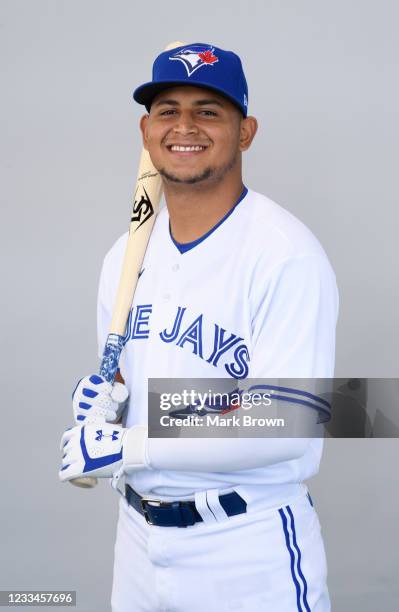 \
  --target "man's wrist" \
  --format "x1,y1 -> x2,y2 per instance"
122,425 -> 149,472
